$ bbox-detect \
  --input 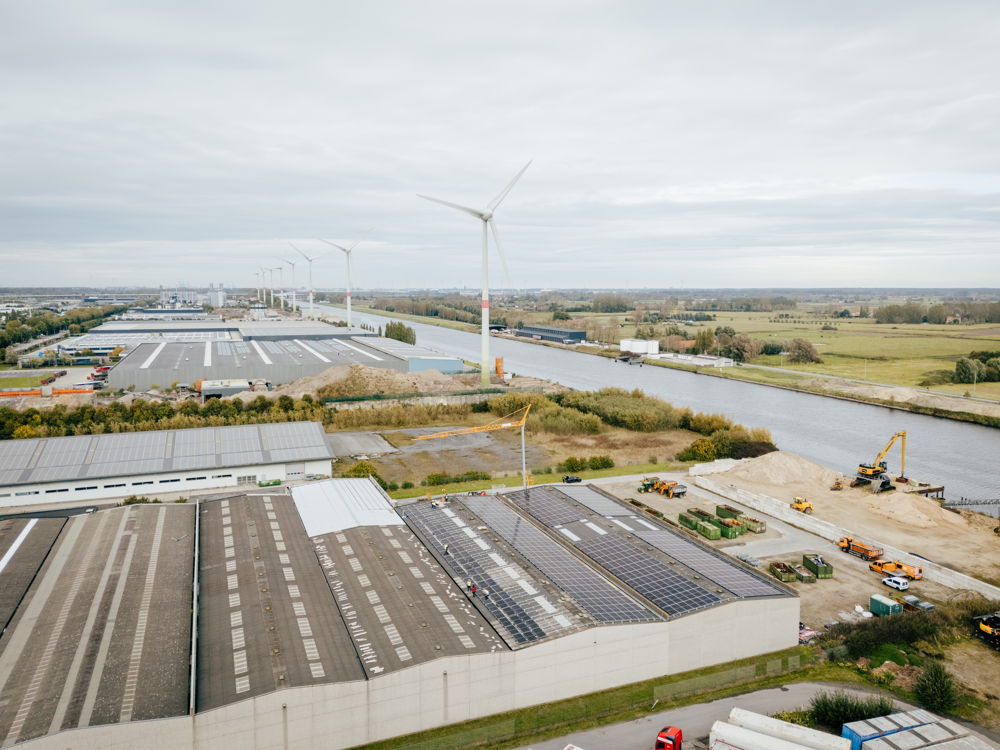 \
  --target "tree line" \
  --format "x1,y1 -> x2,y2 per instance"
875,301 -> 1000,325
1,305 -> 128,363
